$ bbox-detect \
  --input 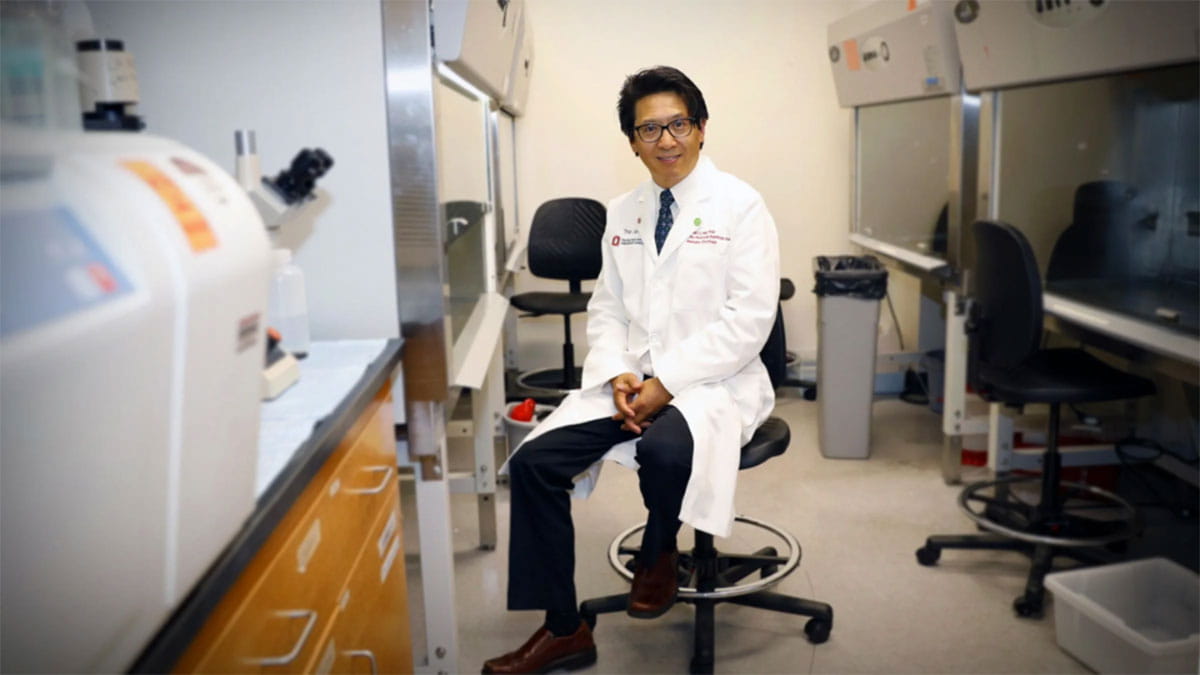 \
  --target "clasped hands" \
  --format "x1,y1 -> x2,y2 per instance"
610,372 -> 672,434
